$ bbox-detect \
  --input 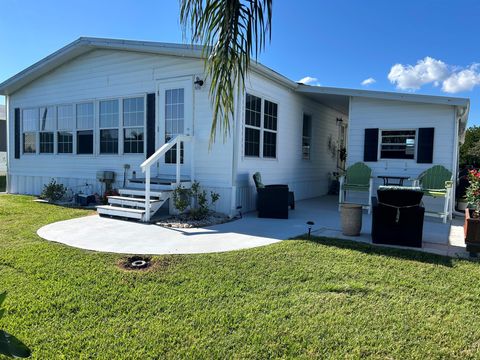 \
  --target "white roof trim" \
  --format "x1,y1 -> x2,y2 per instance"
0,37 -> 296,95
296,84 -> 470,108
